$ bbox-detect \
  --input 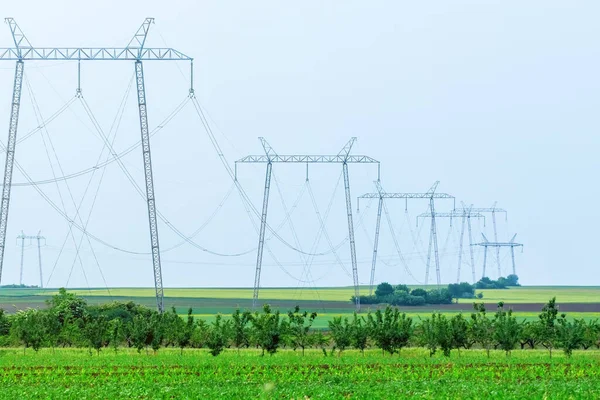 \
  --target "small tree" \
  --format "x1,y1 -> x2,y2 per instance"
367,307 -> 400,355
538,297 -> 559,358
176,308 -> 195,354
85,315 -> 109,355
493,302 -> 521,356
251,304 -> 287,356
108,319 -> 124,353
311,331 -> 330,356
328,316 -> 352,356
350,312 -> 369,355
433,314 -> 453,357
12,309 -> 46,353
395,312 -> 414,354
287,306 -> 317,356
582,319 -> 599,350
469,303 -> 494,357
519,321 -> 540,350
556,315 -> 586,357
450,314 -> 469,356
190,319 -> 210,348
231,309 -> 252,353
206,314 -> 231,356
418,315 -> 438,357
